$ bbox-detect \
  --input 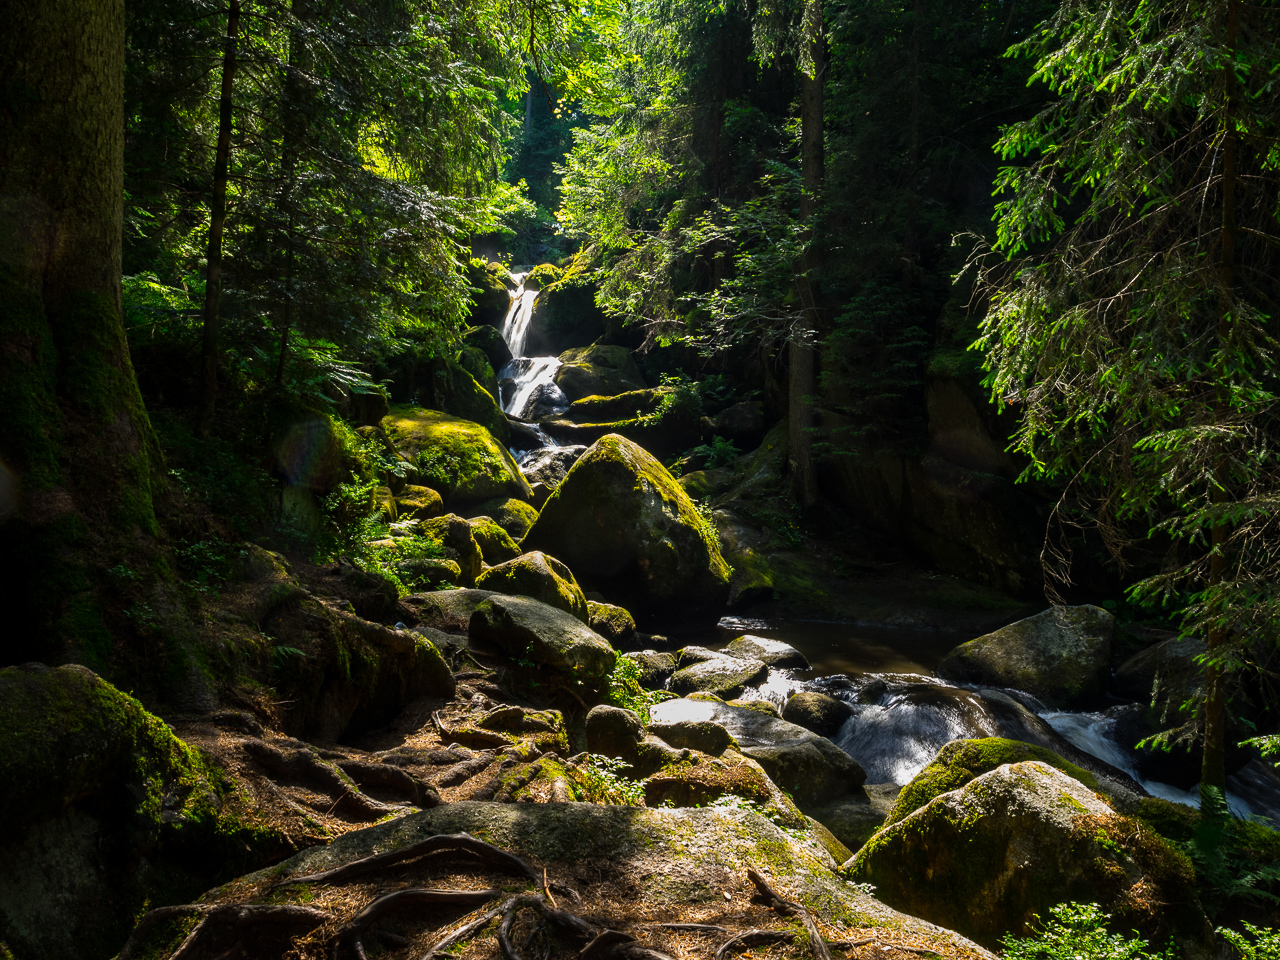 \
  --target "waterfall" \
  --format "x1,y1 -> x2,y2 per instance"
499,356 -> 565,419
500,272 -> 539,358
